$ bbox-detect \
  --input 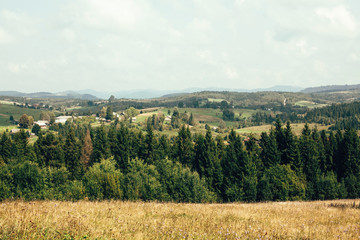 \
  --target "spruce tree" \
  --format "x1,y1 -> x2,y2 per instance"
174,125 -> 193,167
80,128 -> 93,170
144,125 -> 158,164
0,132 -> 13,162
64,128 -> 82,179
91,125 -> 110,164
